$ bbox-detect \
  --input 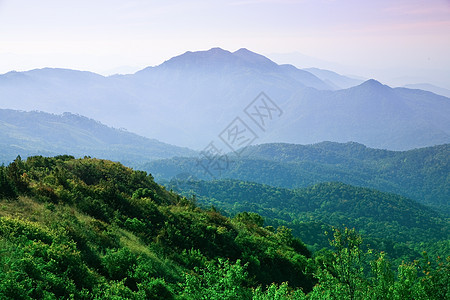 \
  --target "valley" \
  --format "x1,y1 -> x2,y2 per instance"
1,48 -> 449,299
